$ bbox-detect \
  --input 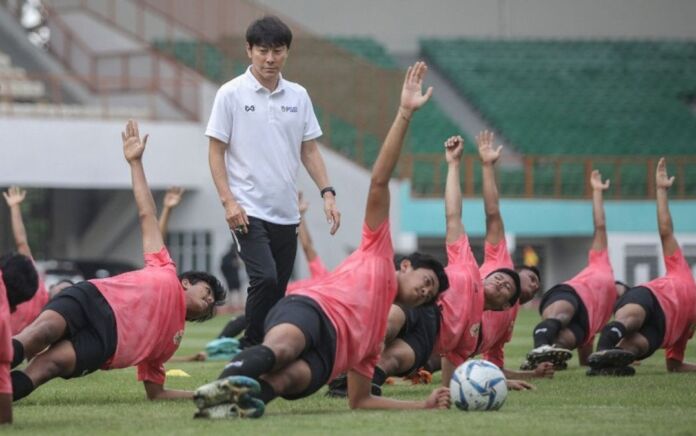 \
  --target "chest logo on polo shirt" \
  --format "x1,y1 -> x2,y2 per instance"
281,105 -> 298,113
245,105 -> 255,112
173,329 -> 184,345
469,322 -> 481,338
